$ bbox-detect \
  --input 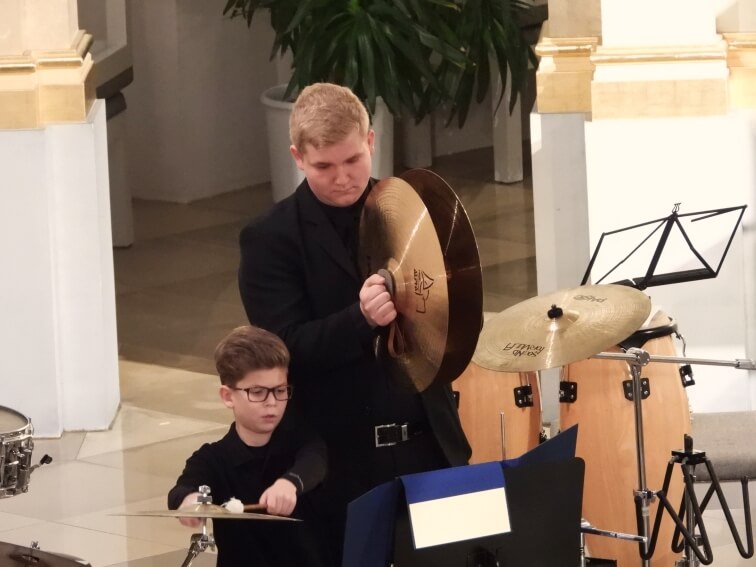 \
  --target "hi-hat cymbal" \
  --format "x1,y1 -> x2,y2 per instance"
115,503 -> 298,522
359,169 -> 483,392
473,284 -> 651,372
